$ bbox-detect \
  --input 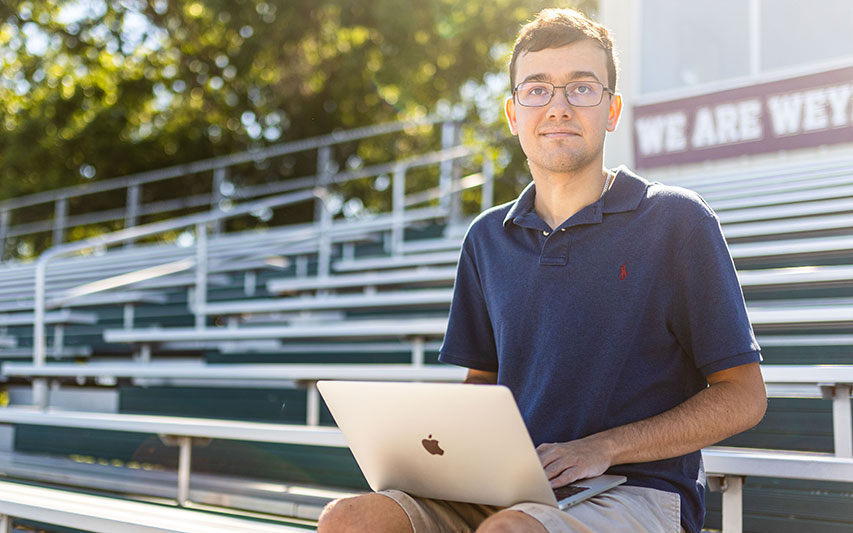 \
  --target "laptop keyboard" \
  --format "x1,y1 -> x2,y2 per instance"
553,484 -> 589,501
